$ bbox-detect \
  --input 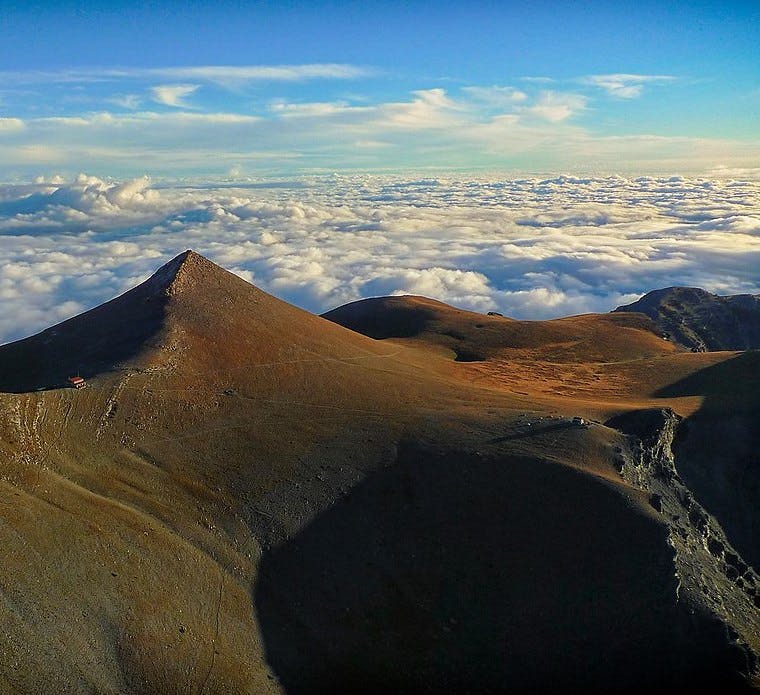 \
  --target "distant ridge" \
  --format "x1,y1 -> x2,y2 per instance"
323,294 -> 677,363
615,287 -> 760,352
